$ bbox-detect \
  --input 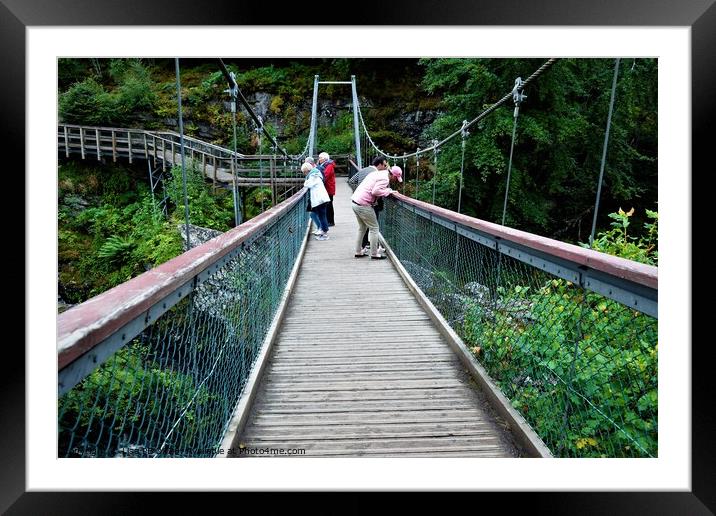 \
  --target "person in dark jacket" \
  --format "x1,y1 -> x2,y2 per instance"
317,152 -> 336,226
